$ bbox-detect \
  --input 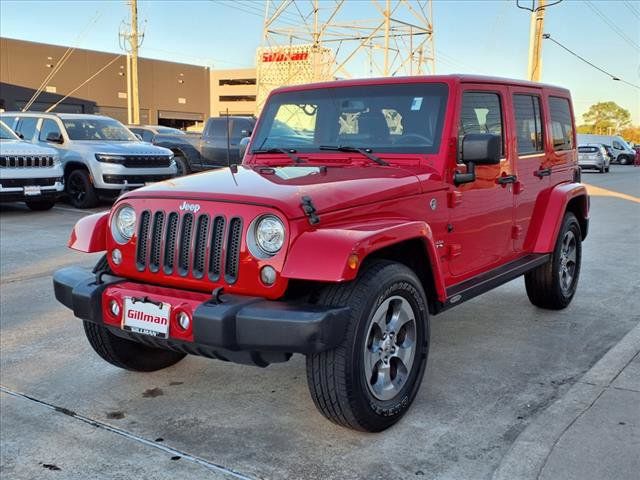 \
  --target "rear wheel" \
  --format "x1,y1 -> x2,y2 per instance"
525,212 -> 582,310
306,260 -> 429,432
605,165 -> 610,173
83,321 -> 186,372
25,198 -> 56,211
66,169 -> 98,209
